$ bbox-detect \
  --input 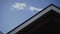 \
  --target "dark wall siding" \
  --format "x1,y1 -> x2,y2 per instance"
16,10 -> 60,34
